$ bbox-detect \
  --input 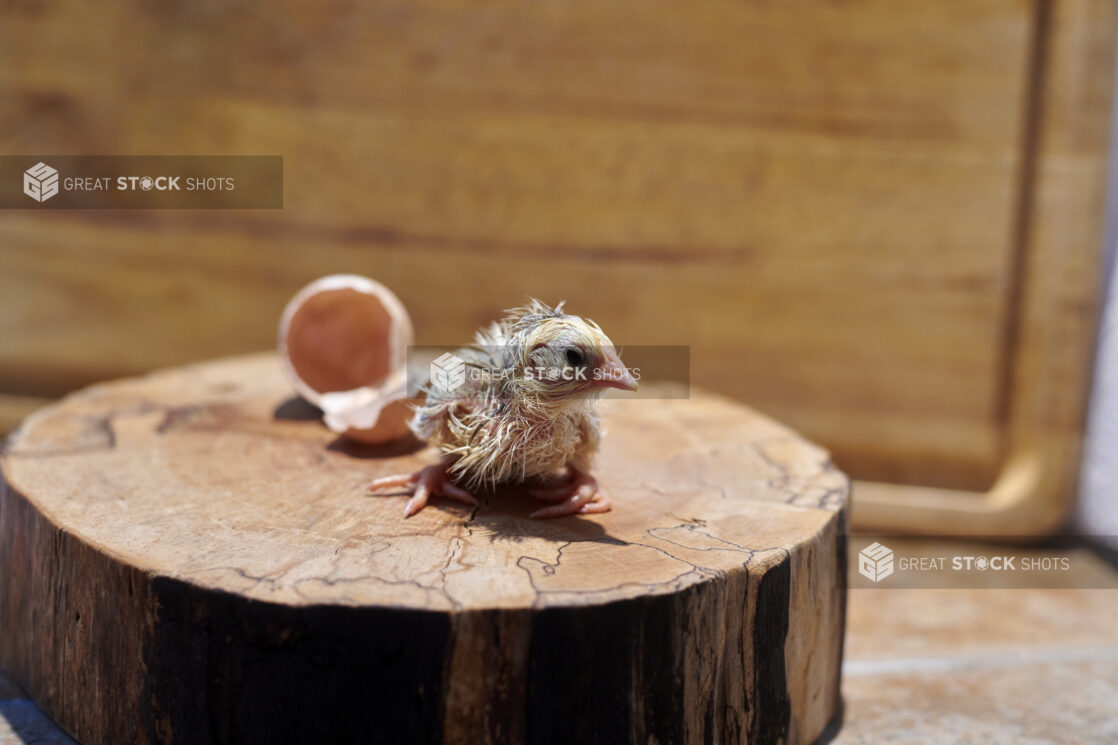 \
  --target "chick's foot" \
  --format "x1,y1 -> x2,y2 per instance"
528,468 -> 580,503
368,459 -> 477,518
529,466 -> 611,518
